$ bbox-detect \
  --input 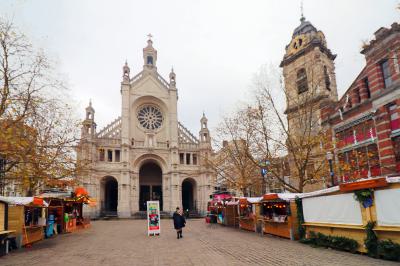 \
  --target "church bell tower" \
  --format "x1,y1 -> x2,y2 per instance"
280,15 -> 338,133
